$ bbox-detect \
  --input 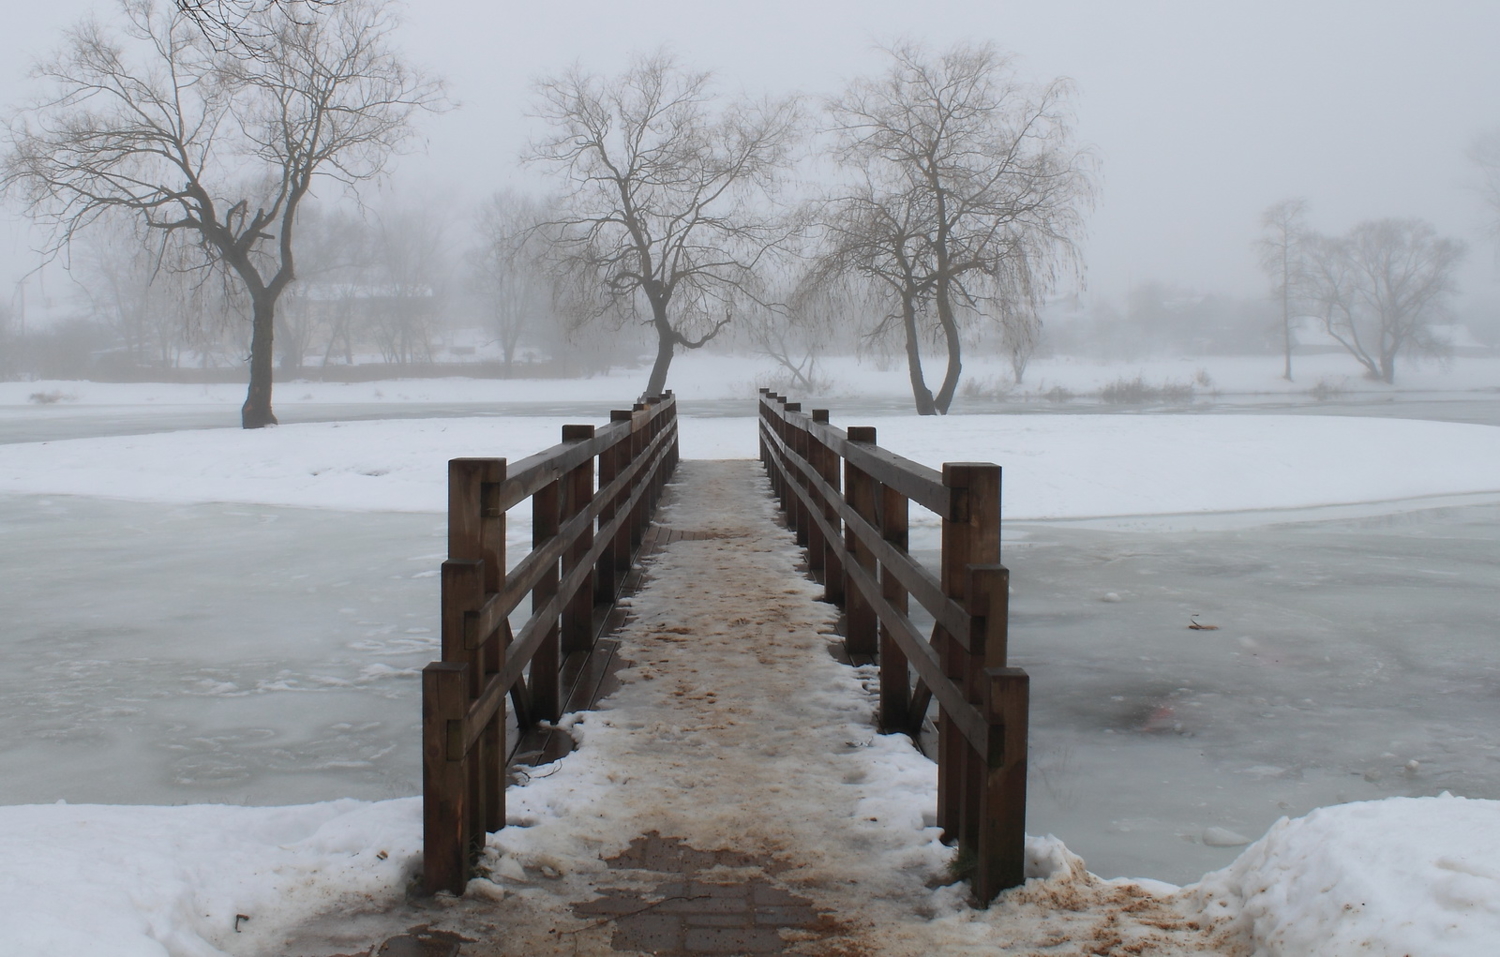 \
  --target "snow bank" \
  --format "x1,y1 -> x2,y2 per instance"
0,417 -> 577,513
868,414 -> 1500,523
3,352 -> 1498,413
0,798 -> 419,957
14,411 -> 1500,528
3,414 -> 1498,524
1185,794 -> 1500,956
